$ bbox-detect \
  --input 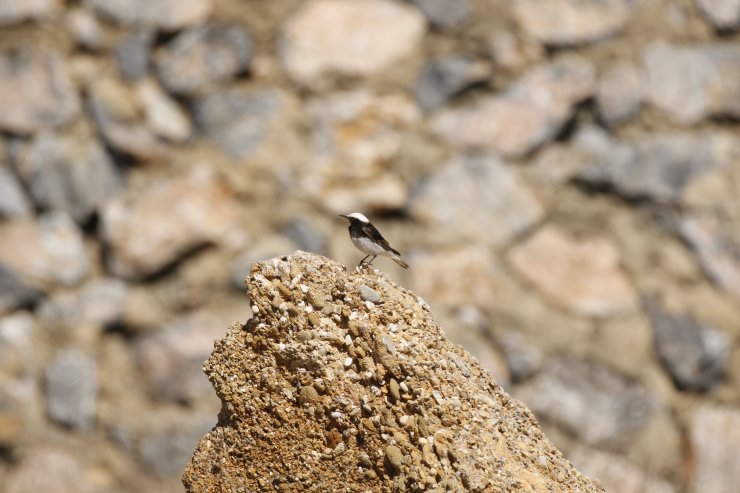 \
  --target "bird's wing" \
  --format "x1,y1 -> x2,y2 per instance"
361,222 -> 400,255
